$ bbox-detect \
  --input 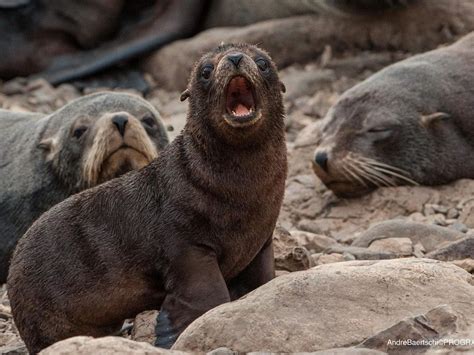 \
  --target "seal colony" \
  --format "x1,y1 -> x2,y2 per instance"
0,92 -> 169,282
312,32 -> 474,198
7,43 -> 287,353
